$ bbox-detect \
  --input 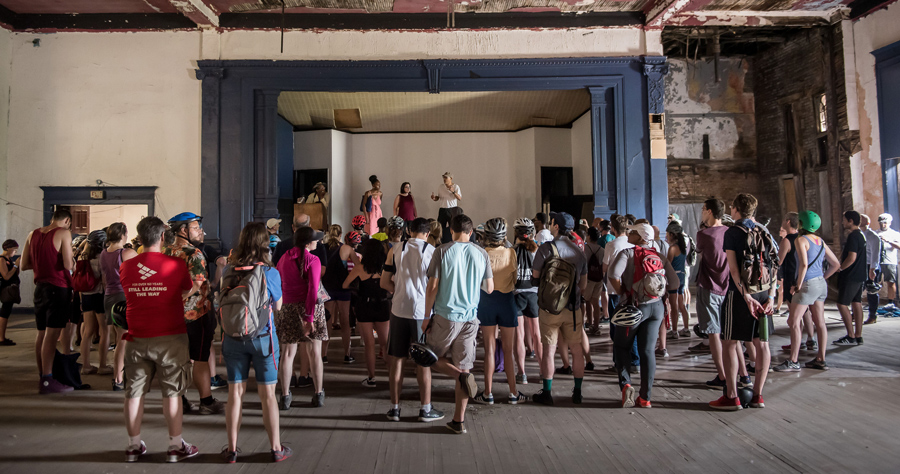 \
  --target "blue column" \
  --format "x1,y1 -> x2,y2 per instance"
254,90 -> 281,222
644,57 -> 670,227
196,66 -> 224,246
589,86 -> 614,219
